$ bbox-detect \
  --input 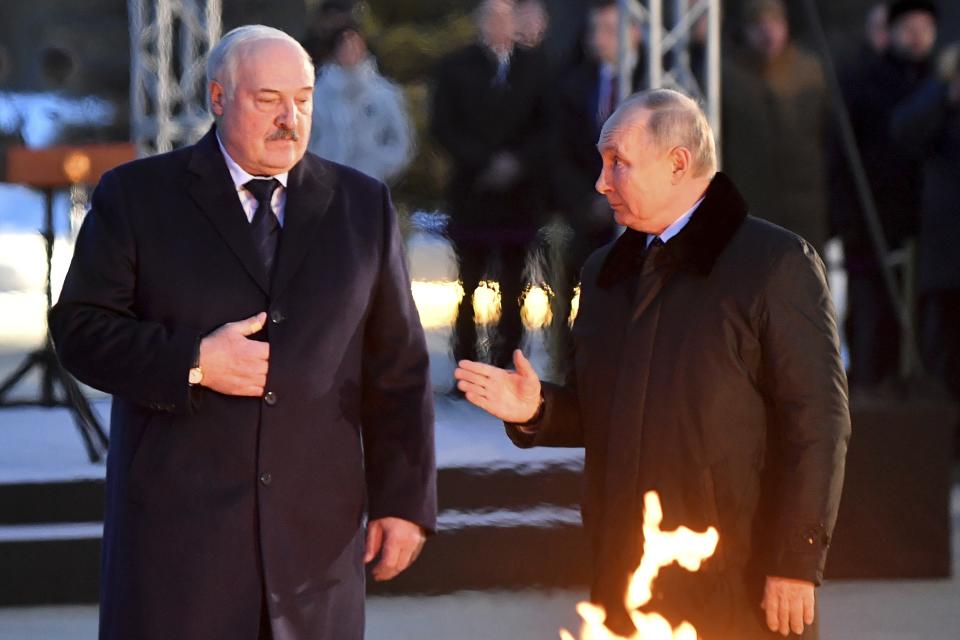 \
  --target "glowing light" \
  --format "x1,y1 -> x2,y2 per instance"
410,279 -> 555,331
560,491 -> 719,640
